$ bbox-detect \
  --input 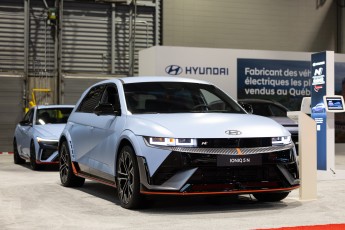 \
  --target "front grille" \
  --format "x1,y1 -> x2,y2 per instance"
151,150 -> 297,186
167,142 -> 294,155
39,142 -> 58,161
188,165 -> 282,186
197,138 -> 271,148
41,149 -> 56,160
